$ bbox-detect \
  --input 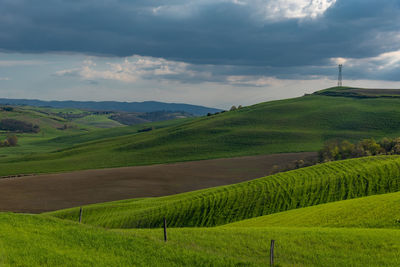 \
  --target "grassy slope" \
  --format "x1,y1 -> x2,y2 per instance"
72,114 -> 124,128
0,213 -> 232,266
6,157 -> 400,266
315,86 -> 400,97
0,106 -> 84,157
5,89 -> 400,266
226,191 -> 400,229
0,104 -> 192,166
49,156 -> 400,228
0,105 -> 69,136
41,117 -> 194,149
4,92 -> 400,176
126,227 -> 400,267
1,212 -> 399,267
